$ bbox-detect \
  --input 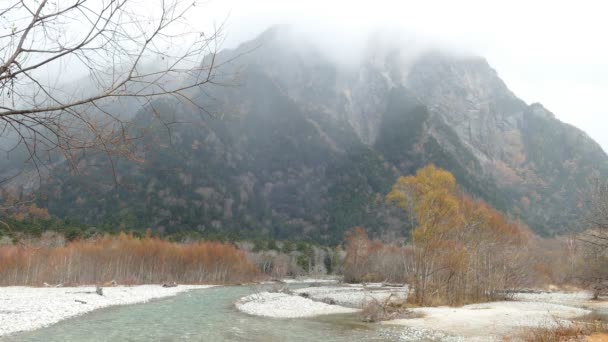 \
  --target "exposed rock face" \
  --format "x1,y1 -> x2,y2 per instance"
34,26 -> 608,240
407,53 -> 526,167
